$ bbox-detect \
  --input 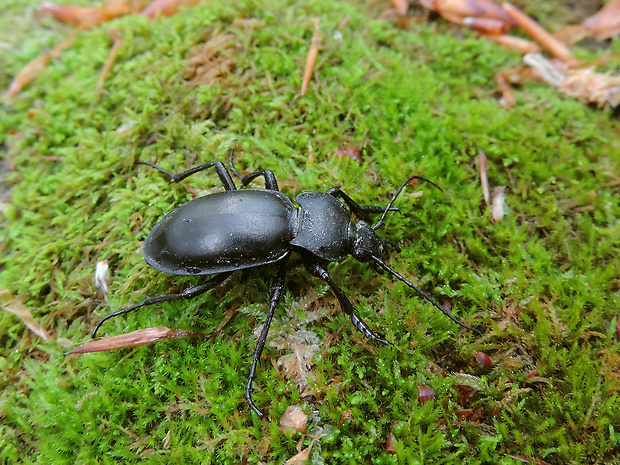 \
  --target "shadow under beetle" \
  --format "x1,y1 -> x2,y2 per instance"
92,150 -> 473,419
